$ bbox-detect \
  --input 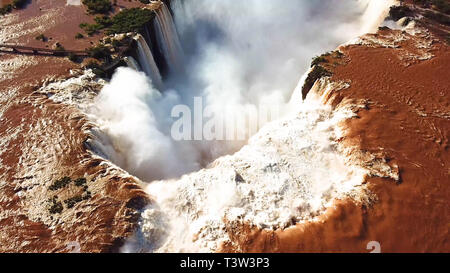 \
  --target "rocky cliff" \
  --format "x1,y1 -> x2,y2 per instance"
0,0 -> 448,252
220,2 -> 450,252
